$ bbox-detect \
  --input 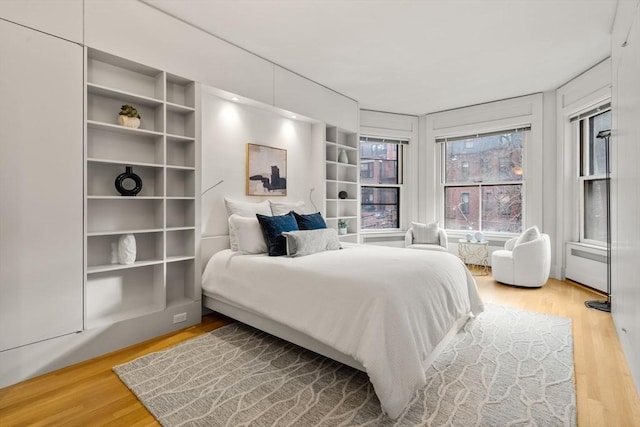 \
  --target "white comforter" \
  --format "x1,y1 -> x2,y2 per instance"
202,244 -> 484,419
